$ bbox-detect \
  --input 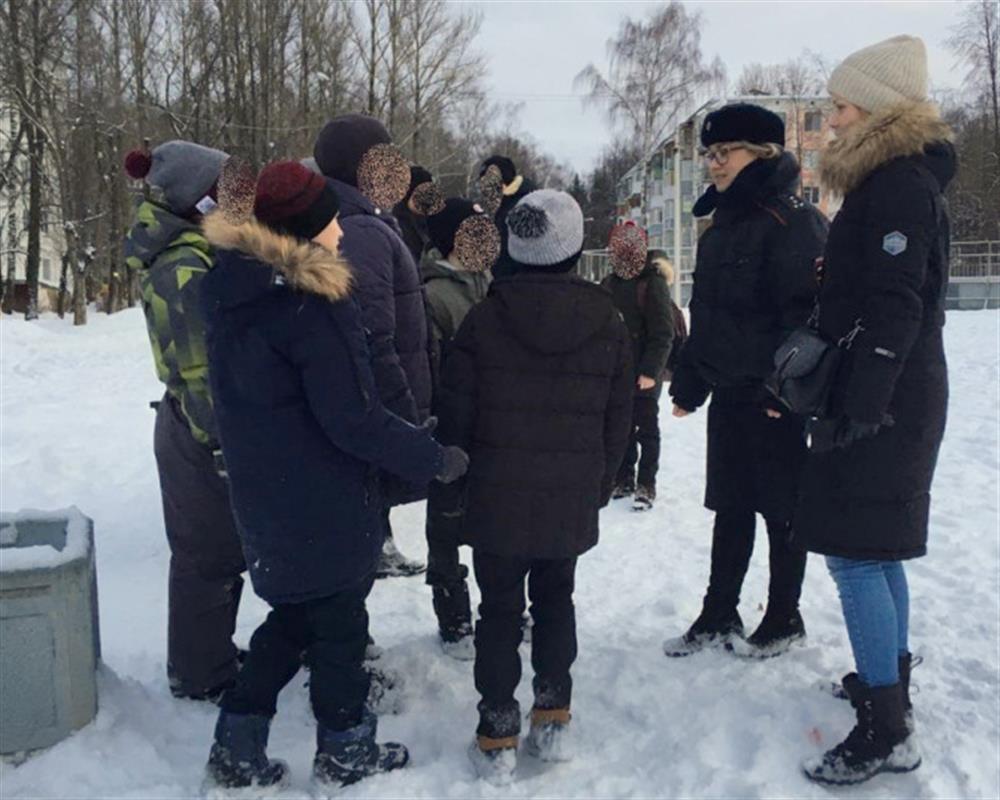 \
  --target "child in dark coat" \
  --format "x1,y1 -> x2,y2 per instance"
421,197 -> 499,658
601,224 -> 676,510
198,161 -> 468,792
438,189 -> 634,784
